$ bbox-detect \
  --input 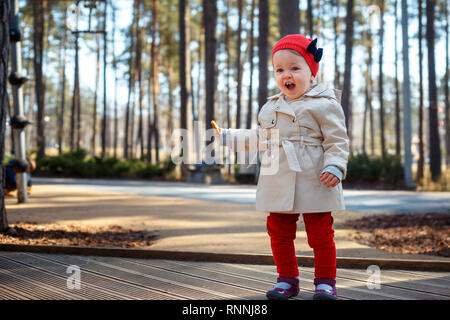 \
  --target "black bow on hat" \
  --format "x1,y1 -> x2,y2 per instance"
306,38 -> 323,63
